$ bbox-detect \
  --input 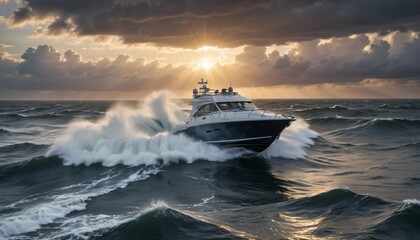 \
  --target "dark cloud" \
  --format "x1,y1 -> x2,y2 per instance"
10,6 -> 33,25
1,33 -> 420,96
211,34 -> 420,87
9,0 -> 420,48
0,44 -> 192,91
46,18 -> 72,35
235,46 -> 269,66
